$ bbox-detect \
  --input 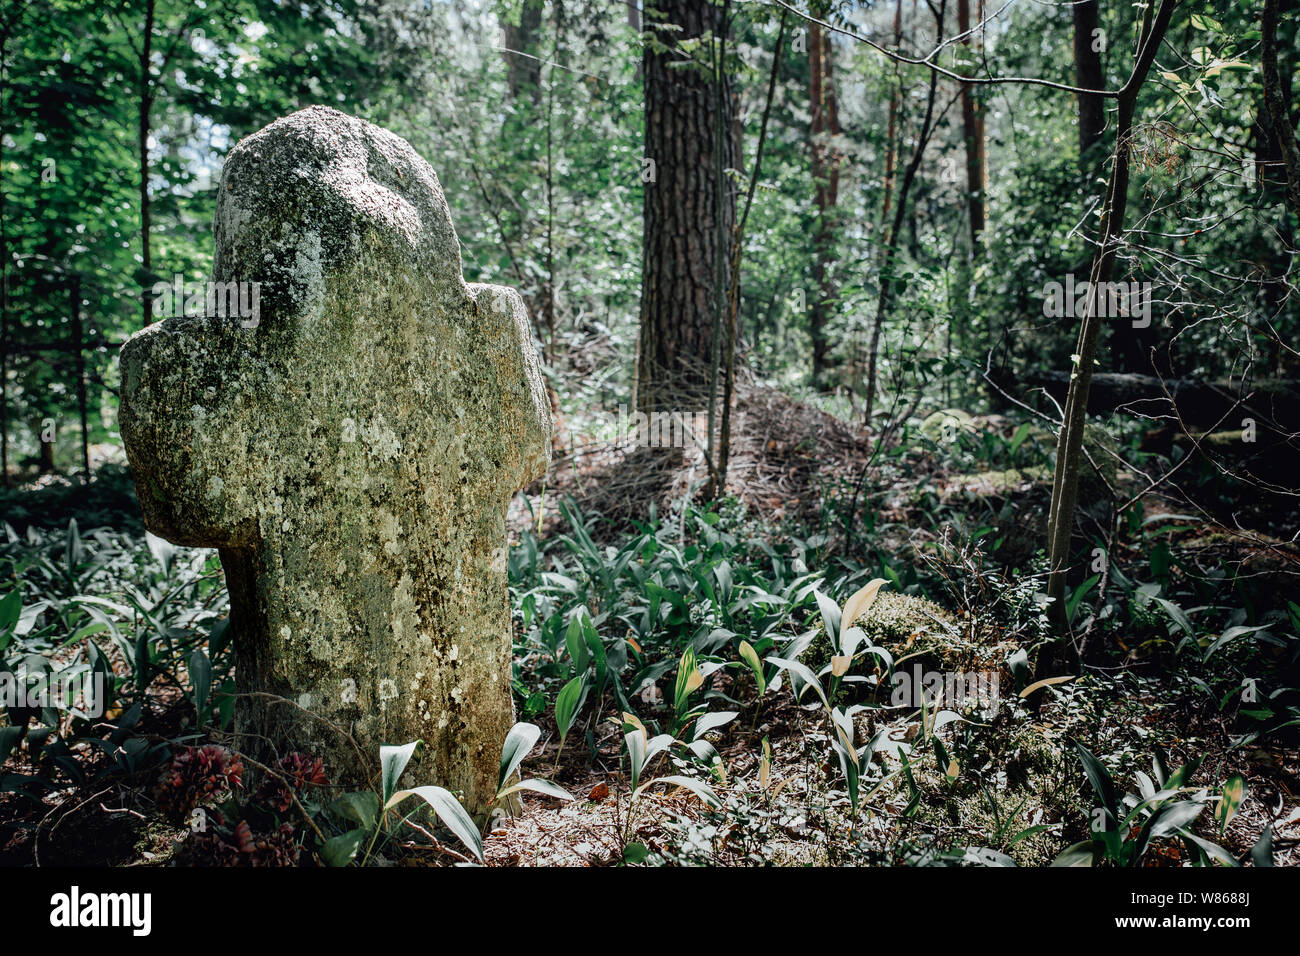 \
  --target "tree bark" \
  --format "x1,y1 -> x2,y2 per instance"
1263,0 -> 1300,219
808,9 -> 841,388
139,0 -> 155,328
71,277 -> 90,477
636,0 -> 735,415
503,0 -> 544,103
0,12 -> 10,486
880,0 -> 903,231
1072,0 -> 1106,166
956,0 -> 985,244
